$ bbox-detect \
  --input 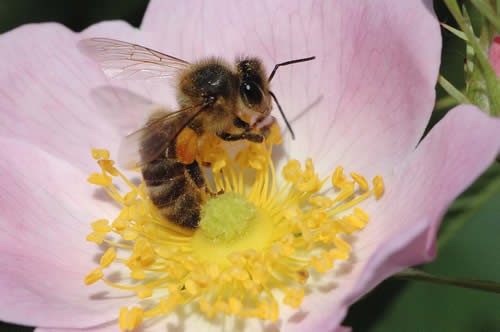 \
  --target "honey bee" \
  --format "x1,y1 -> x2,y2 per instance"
80,38 -> 314,228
